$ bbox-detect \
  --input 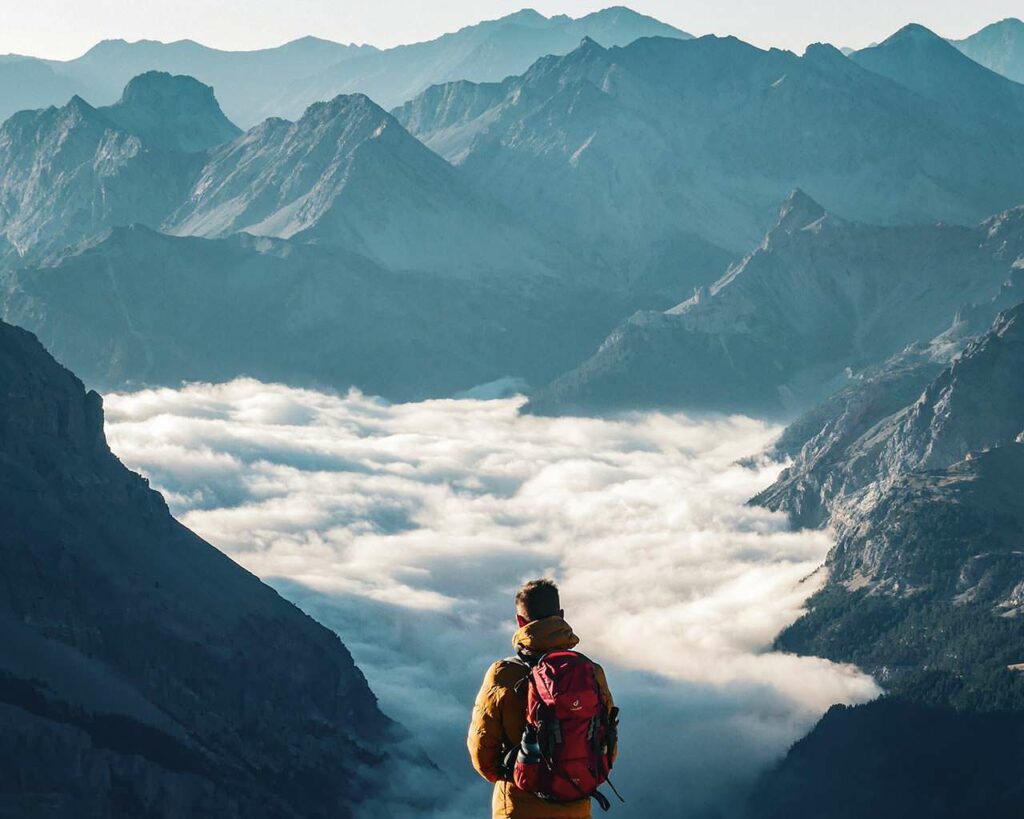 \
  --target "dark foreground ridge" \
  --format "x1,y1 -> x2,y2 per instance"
0,319 -> 401,817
